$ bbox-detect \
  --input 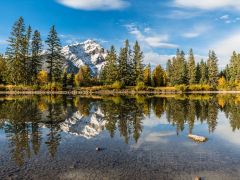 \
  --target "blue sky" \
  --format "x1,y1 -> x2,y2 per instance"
1,0 -> 240,67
